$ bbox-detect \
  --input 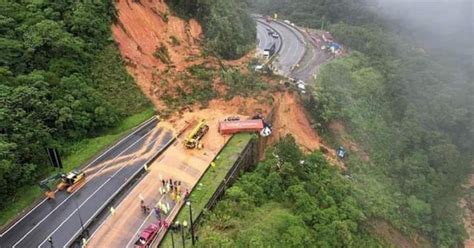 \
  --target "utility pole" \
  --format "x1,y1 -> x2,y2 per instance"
73,197 -> 88,240
182,221 -> 188,248
186,201 -> 195,245
48,237 -> 53,248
